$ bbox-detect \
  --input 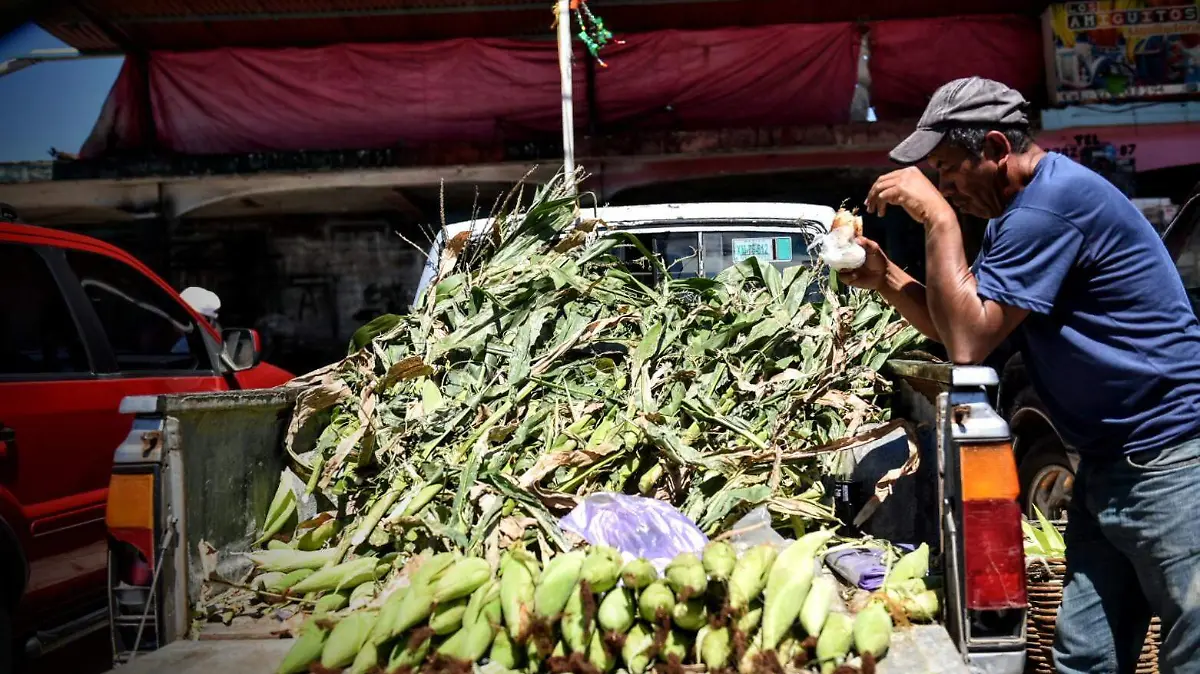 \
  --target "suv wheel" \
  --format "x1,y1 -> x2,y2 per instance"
1019,435 -> 1075,521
